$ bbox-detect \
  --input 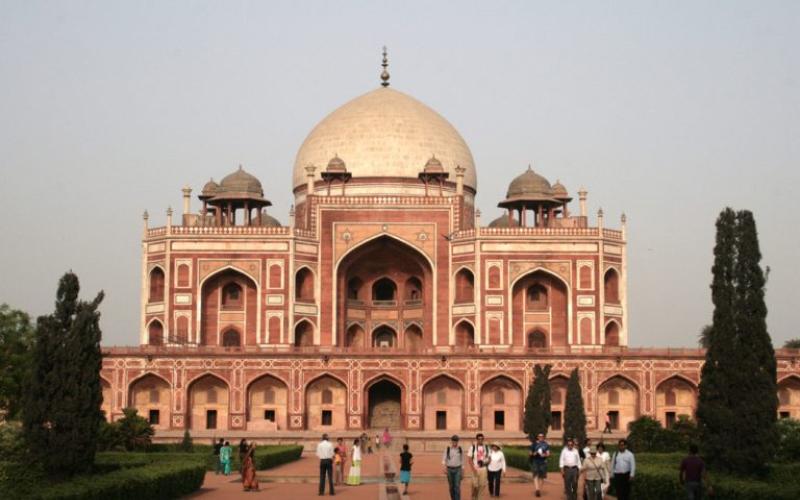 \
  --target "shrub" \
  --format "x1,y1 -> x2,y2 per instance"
35,458 -> 205,500
253,444 -> 303,470
627,415 -> 696,453
116,408 -> 154,451
776,418 -> 800,462
180,430 -> 193,452
96,420 -> 123,452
